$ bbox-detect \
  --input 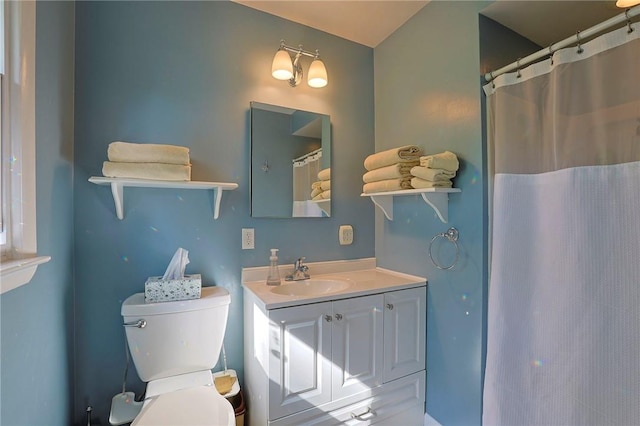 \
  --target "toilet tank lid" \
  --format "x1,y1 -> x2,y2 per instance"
121,286 -> 230,316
